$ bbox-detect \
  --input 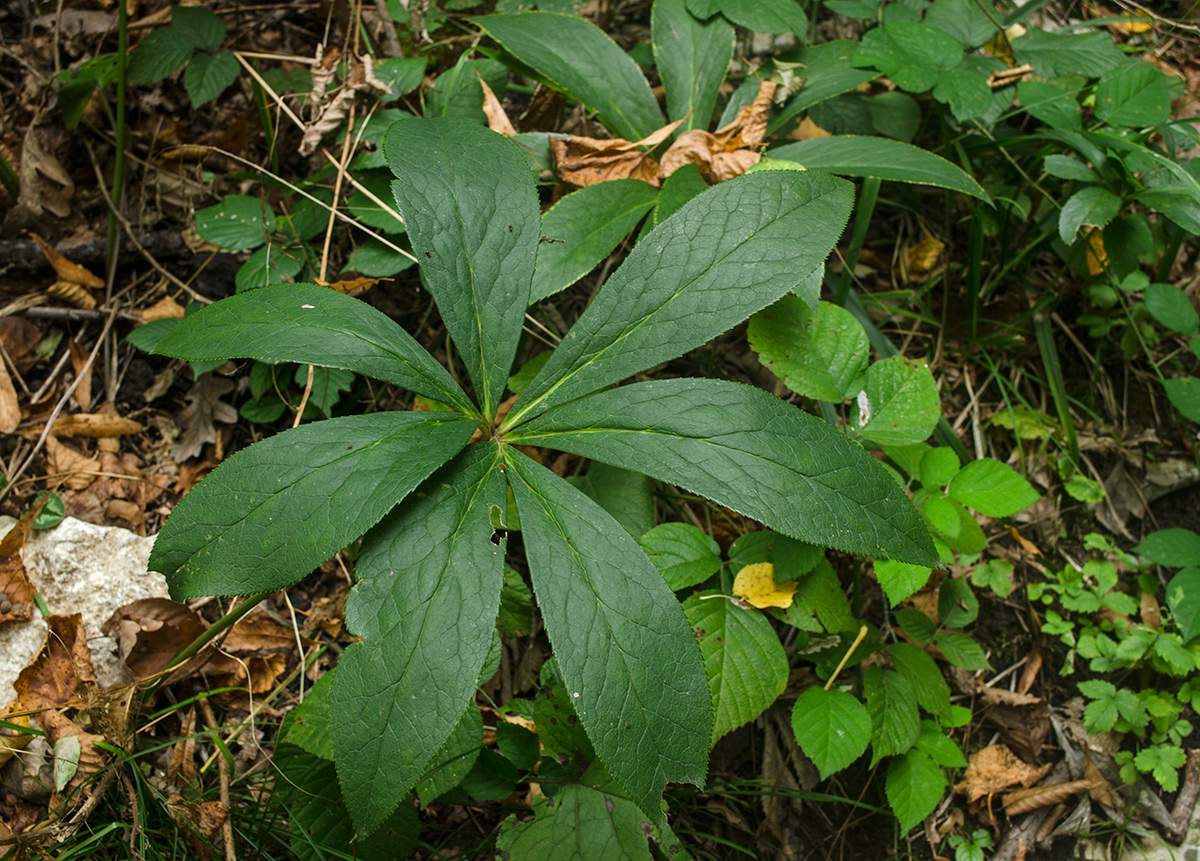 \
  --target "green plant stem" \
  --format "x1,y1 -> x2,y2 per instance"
834,178 -> 880,307
151,590 -> 275,692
